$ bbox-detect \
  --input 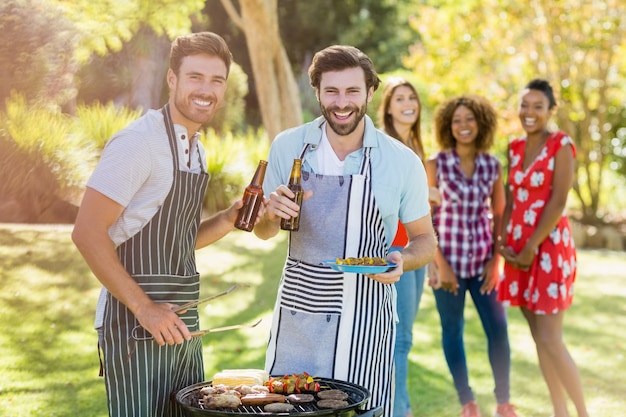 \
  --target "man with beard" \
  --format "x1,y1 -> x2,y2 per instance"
72,32 -> 258,417
254,45 -> 437,416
